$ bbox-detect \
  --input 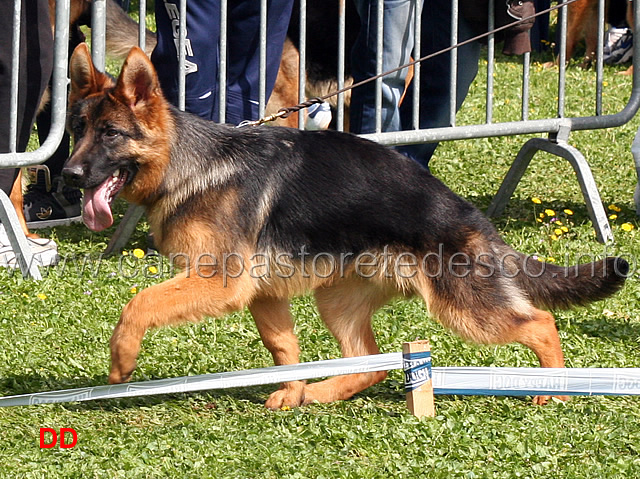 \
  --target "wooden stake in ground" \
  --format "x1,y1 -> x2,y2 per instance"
403,340 -> 435,418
